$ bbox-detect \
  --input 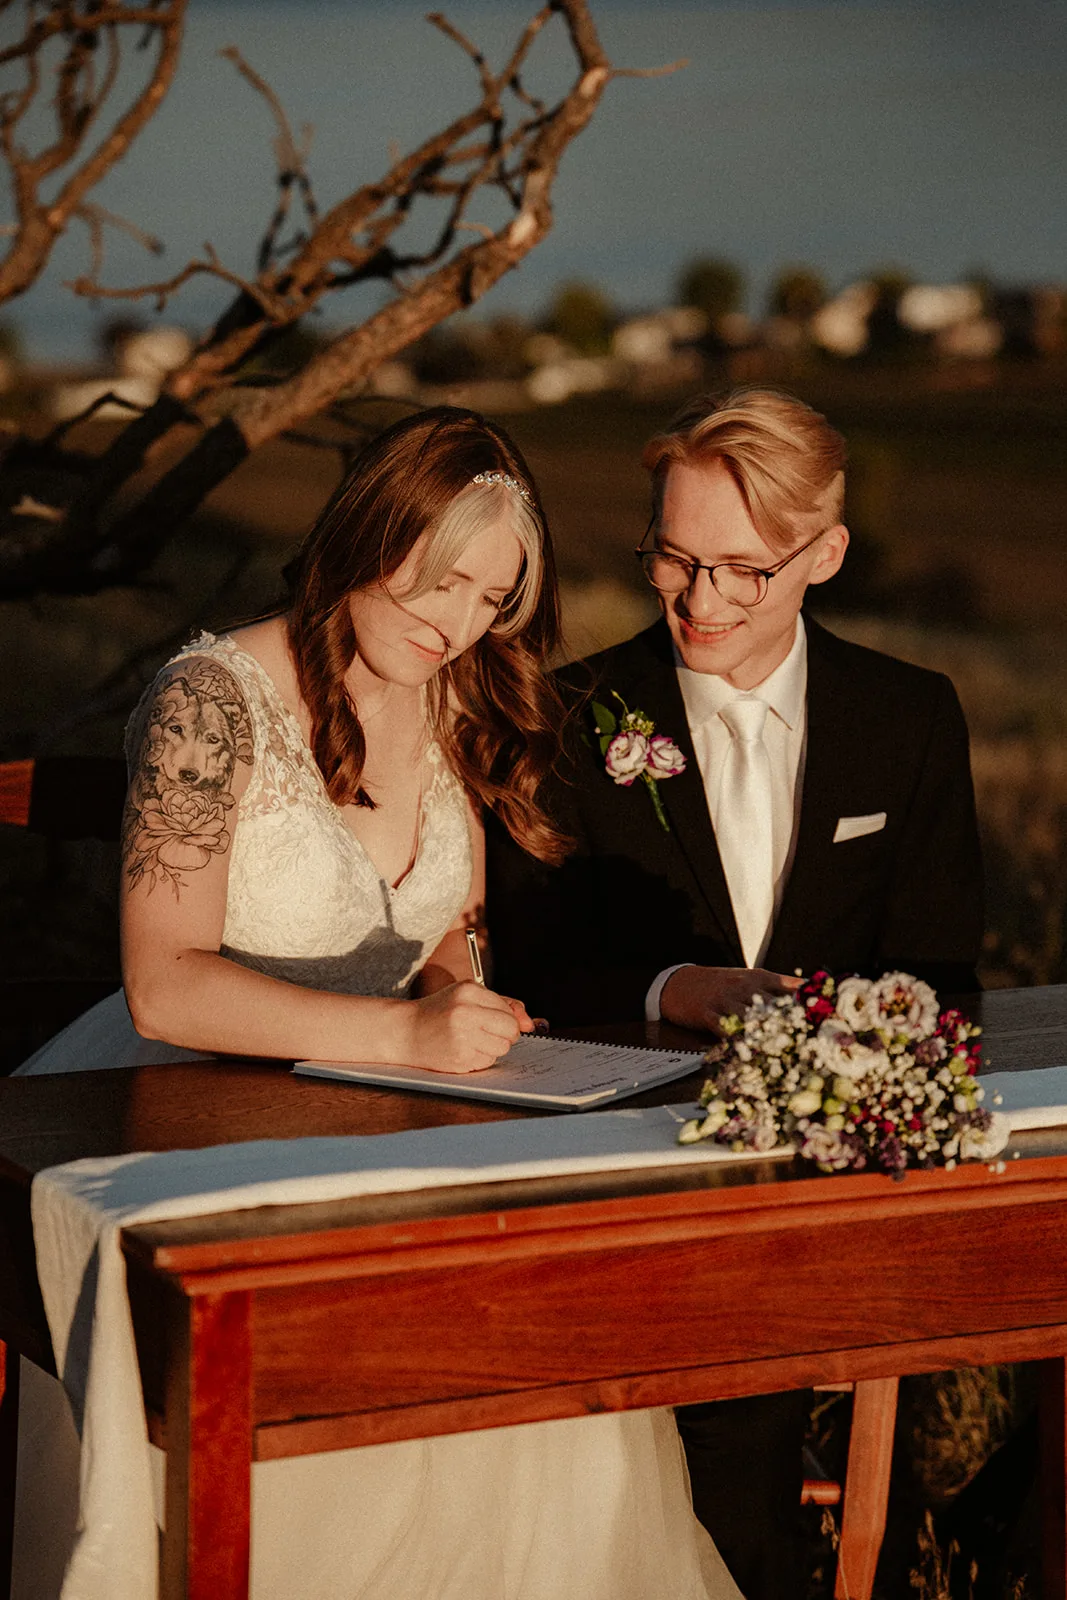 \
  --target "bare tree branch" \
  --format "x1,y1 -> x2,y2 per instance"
75,201 -> 163,281
68,240 -> 292,316
70,0 -> 608,401
0,1 -> 684,601
427,13 -> 496,101
217,44 -> 319,272
0,0 -> 187,304
613,60 -> 689,80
